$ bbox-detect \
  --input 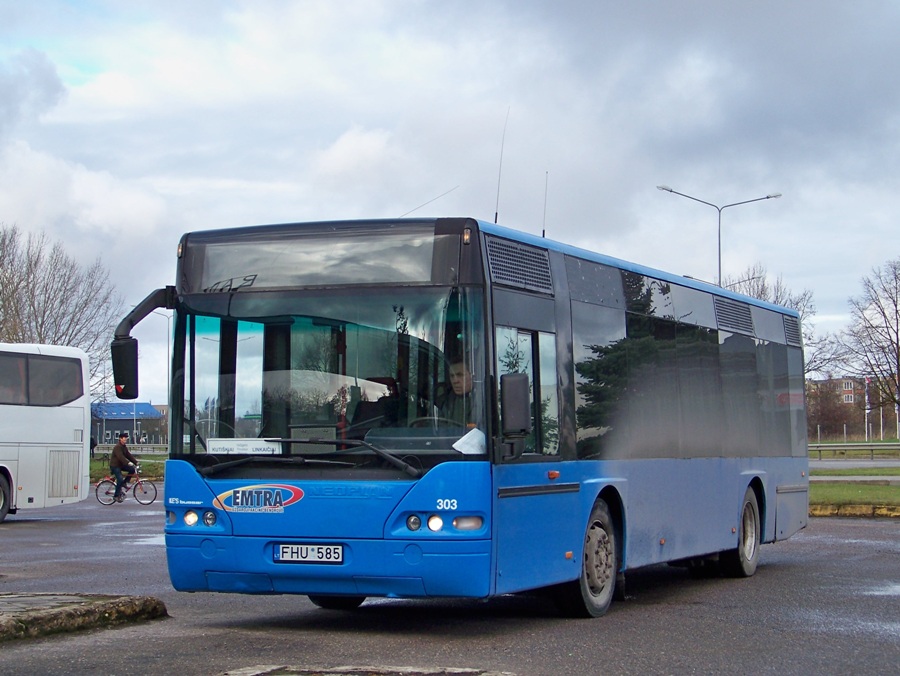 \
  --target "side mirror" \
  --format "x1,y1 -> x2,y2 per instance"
500,372 -> 531,437
111,337 -> 139,399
